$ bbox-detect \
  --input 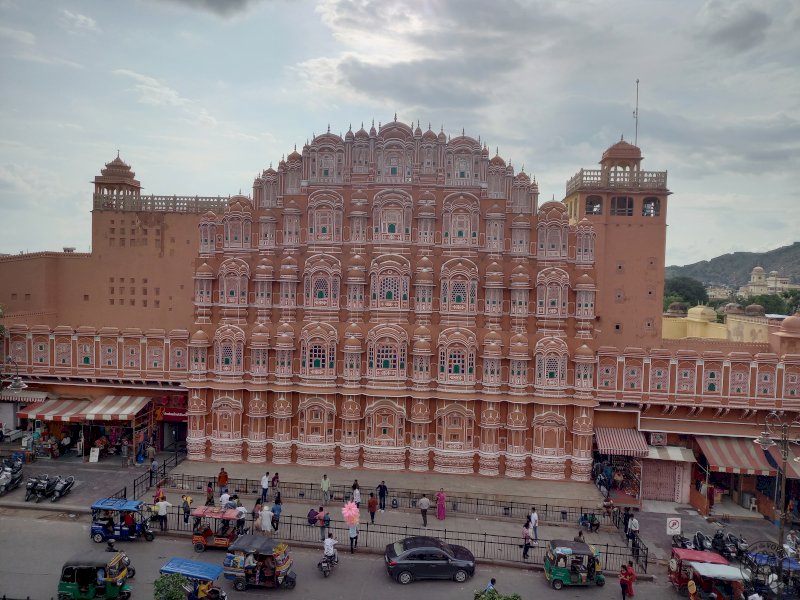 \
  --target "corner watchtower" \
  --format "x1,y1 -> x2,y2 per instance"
563,138 -> 671,346
93,153 -> 141,198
